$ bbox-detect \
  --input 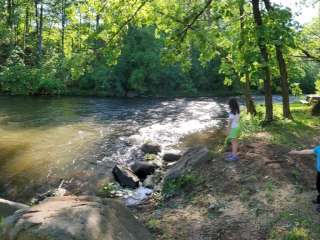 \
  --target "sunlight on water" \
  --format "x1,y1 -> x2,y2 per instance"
0,96 -> 227,202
